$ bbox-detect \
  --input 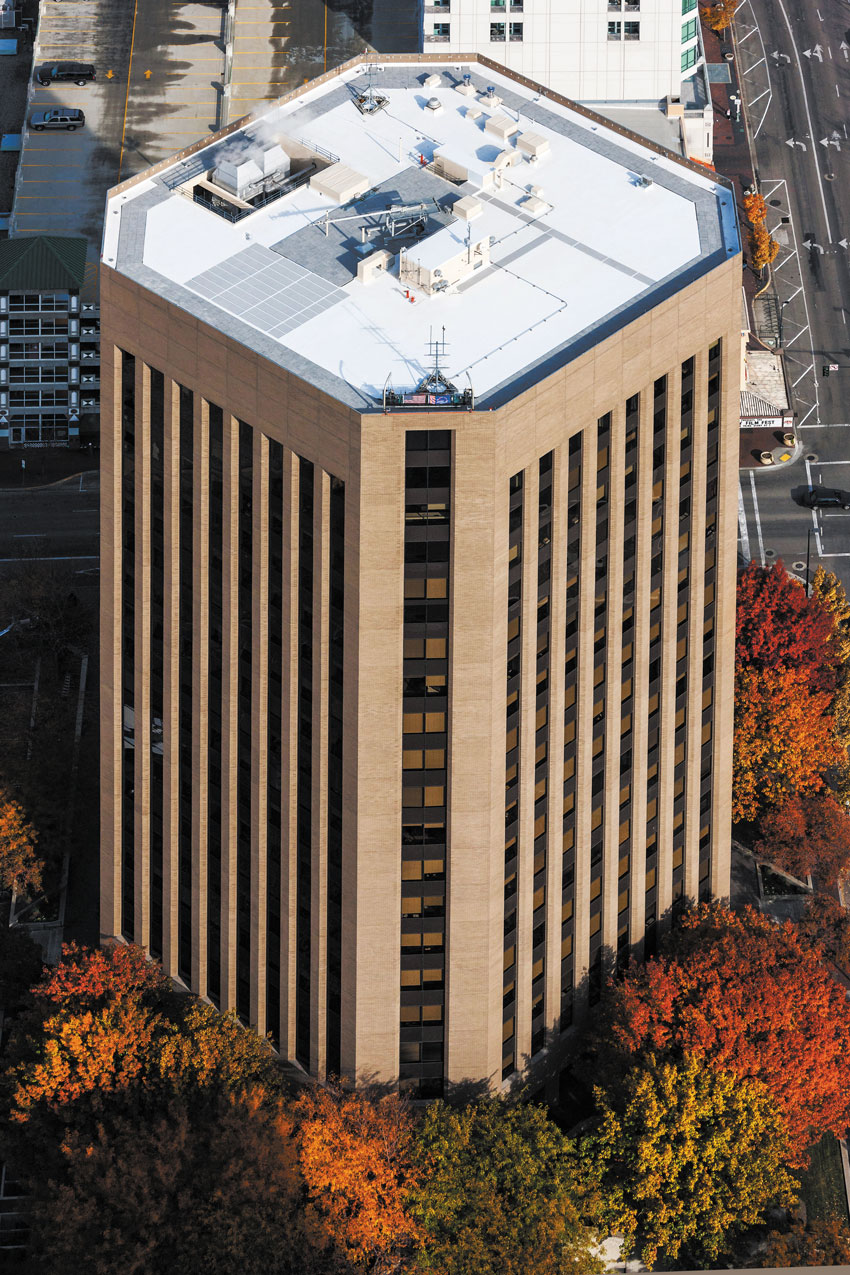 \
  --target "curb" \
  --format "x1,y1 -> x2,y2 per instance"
0,469 -> 98,494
